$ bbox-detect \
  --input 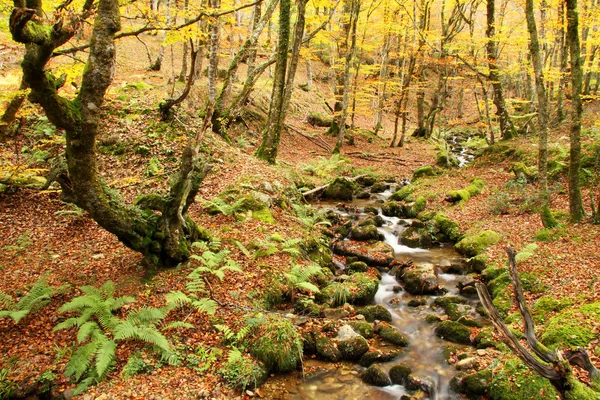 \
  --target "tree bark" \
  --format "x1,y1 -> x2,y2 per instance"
565,0 -> 585,222
486,0 -> 517,139
10,0 -> 211,268
255,0 -> 291,163
525,0 -> 550,204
